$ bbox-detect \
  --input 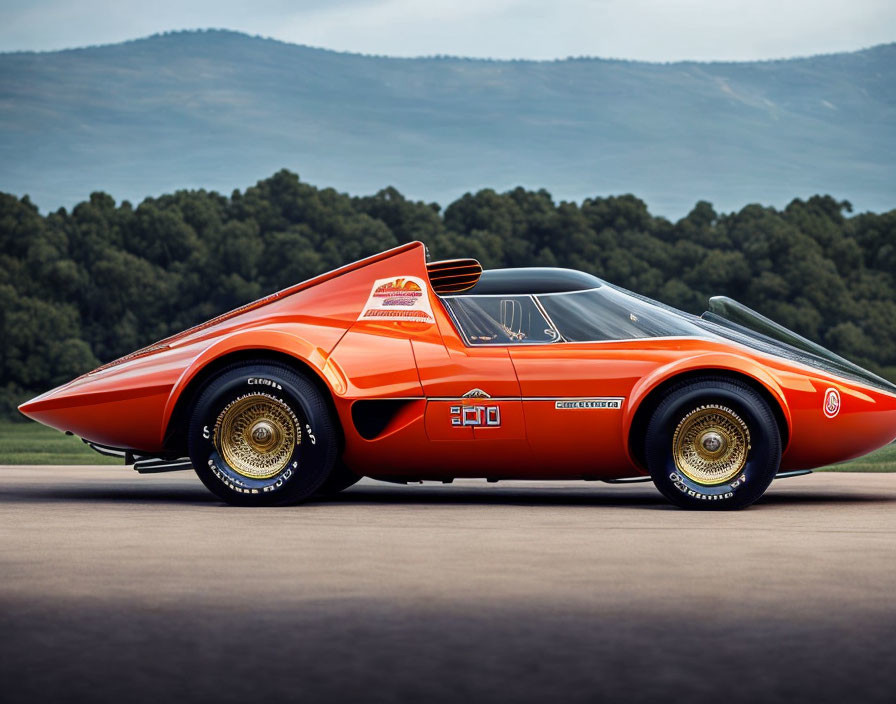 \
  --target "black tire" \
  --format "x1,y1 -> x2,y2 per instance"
644,376 -> 781,510
188,362 -> 338,506
315,461 -> 362,497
